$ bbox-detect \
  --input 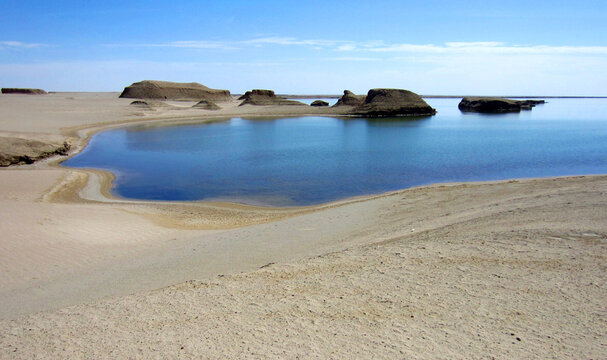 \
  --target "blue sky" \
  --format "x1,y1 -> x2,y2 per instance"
1,0 -> 606,95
